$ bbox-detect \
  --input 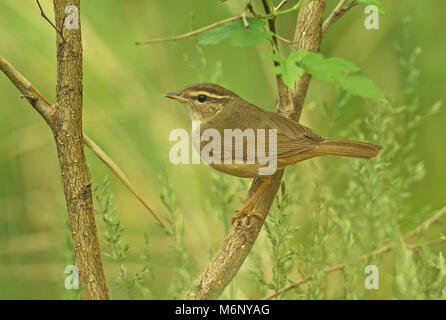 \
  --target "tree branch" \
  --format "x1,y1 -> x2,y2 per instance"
274,0 -> 289,13
135,1 -> 310,46
261,0 -> 288,105
135,15 -> 242,45
264,205 -> 446,300
0,55 -> 57,127
36,0 -> 65,42
277,0 -> 327,121
51,0 -> 109,300
0,54 -> 166,229
272,33 -> 293,45
83,136 -> 166,228
185,0 -> 328,300
322,0 -> 358,33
